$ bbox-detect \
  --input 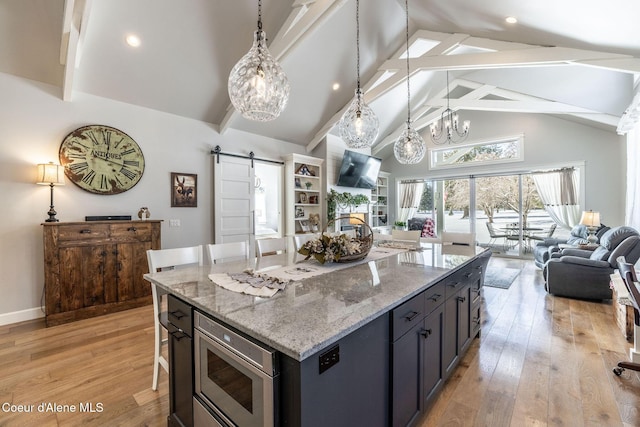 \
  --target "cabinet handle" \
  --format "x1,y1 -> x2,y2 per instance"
473,317 -> 481,325
404,311 -> 419,322
420,328 -> 432,338
448,282 -> 460,288
128,227 -> 137,232
79,229 -> 92,234
457,296 -> 466,303
170,329 -> 188,340
170,310 -> 185,319
428,293 -> 442,302
465,272 -> 473,278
